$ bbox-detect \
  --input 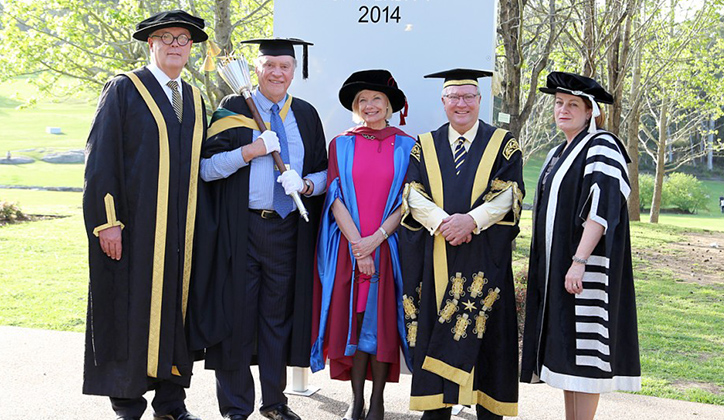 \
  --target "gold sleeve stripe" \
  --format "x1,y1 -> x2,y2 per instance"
124,71 -> 169,379
443,79 -> 478,88
418,132 -> 448,311
181,86 -> 204,324
92,193 -> 125,236
470,128 -> 507,208
205,95 -> 294,138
